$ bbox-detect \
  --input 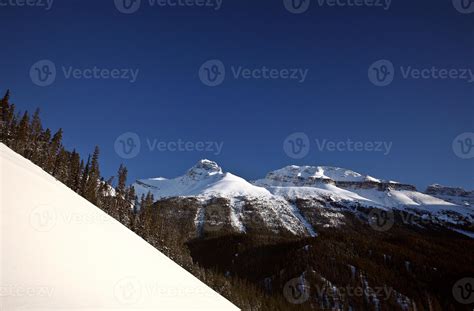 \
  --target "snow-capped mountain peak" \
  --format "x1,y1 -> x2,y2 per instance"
134,160 -> 270,200
133,161 -> 312,236
185,159 -> 223,180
